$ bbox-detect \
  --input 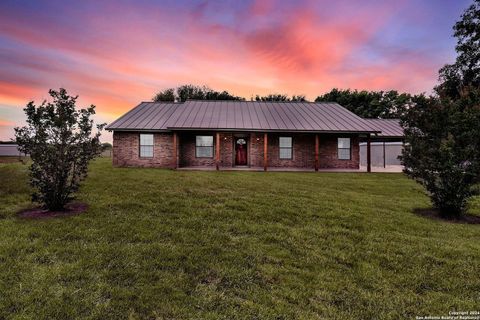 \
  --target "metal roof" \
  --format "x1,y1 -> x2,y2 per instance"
106,102 -> 179,131
107,100 -> 381,133
364,119 -> 403,137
